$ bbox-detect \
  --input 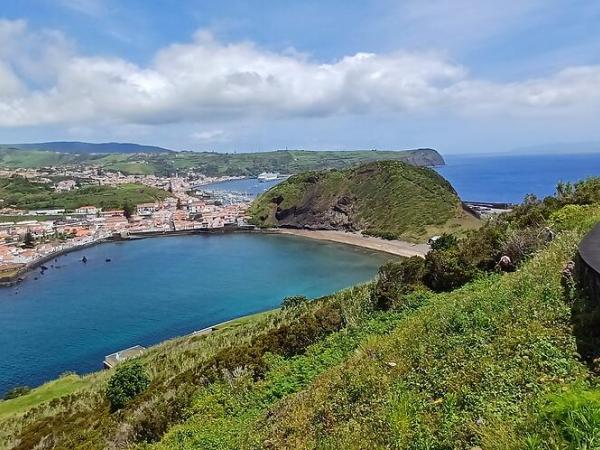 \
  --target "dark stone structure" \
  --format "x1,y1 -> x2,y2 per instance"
574,222 -> 600,365
576,223 -> 600,304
